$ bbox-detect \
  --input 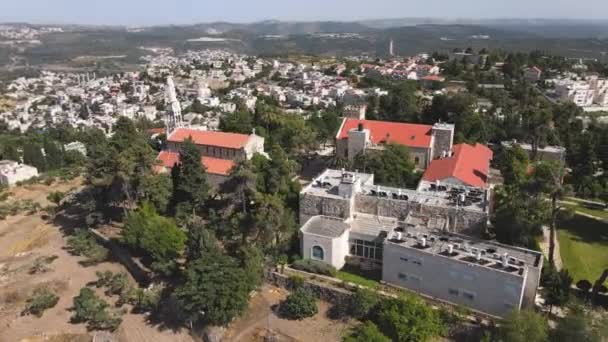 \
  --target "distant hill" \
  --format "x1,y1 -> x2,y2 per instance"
1,19 -> 607,72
